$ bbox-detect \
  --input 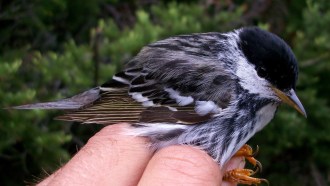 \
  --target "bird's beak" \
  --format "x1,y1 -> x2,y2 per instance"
272,87 -> 307,117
